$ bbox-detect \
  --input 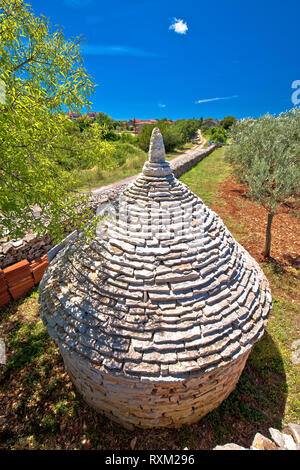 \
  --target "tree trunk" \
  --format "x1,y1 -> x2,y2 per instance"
264,212 -> 275,258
